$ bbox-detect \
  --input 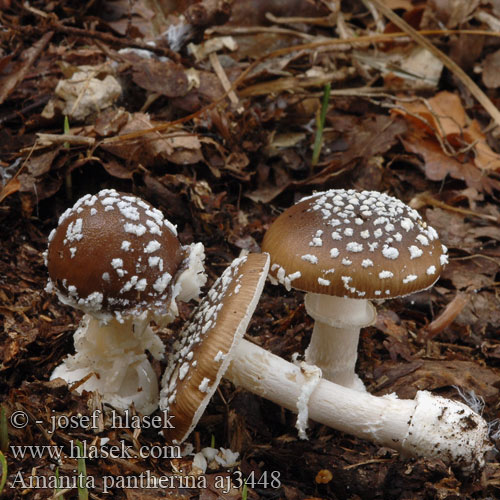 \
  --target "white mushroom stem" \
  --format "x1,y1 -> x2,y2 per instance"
226,339 -> 490,473
51,314 -> 165,415
304,293 -> 376,390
